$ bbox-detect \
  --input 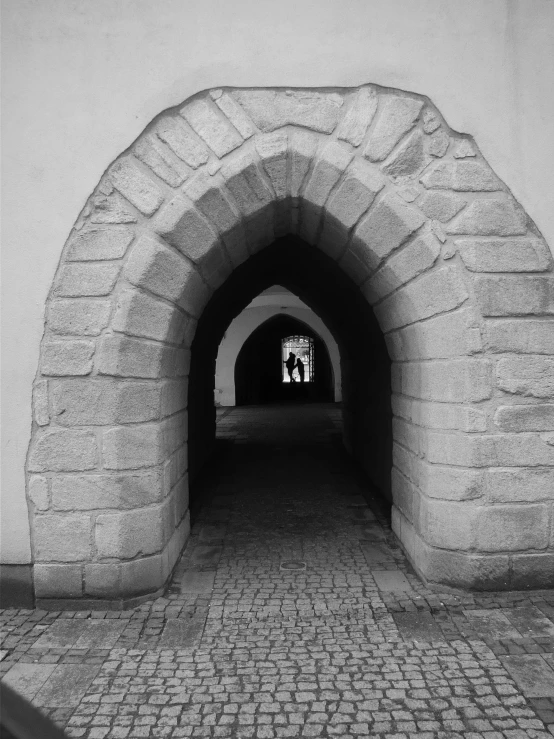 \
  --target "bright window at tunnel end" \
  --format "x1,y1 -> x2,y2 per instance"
282,336 -> 314,383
